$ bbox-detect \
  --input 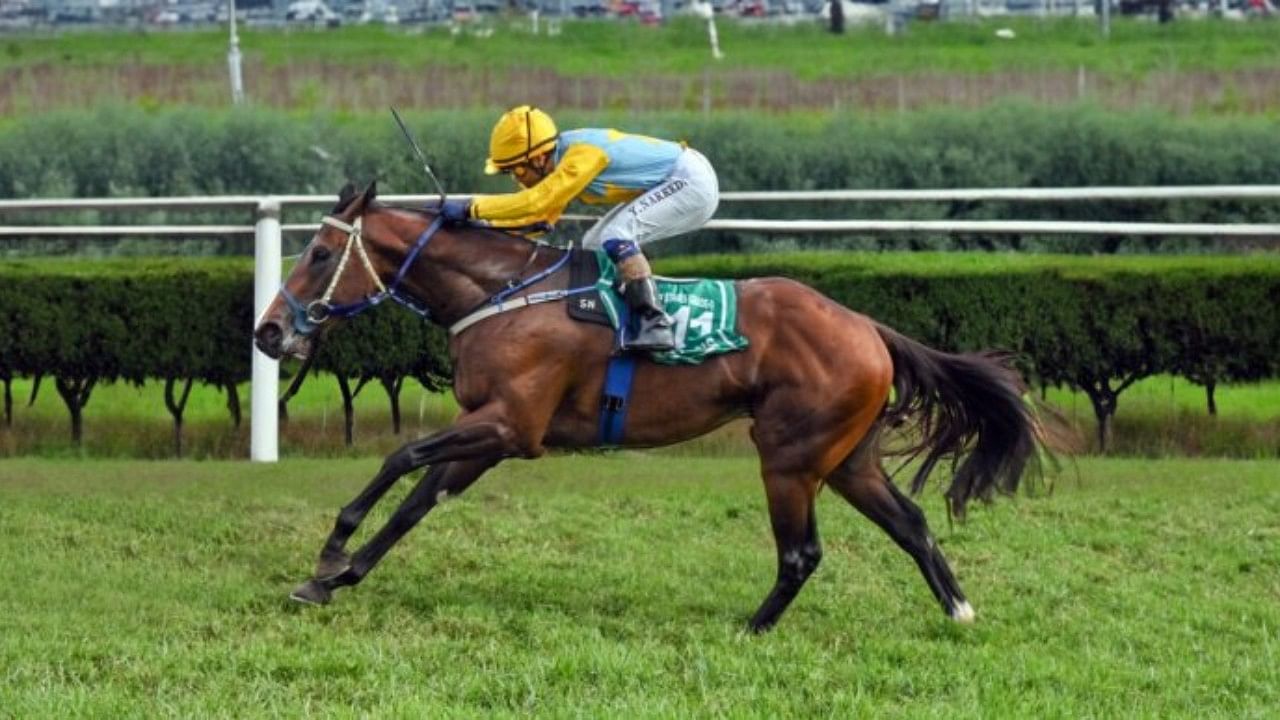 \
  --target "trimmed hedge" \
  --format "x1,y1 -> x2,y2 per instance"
0,259 -> 447,452
660,253 -> 1280,449
3,253 -> 1277,454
